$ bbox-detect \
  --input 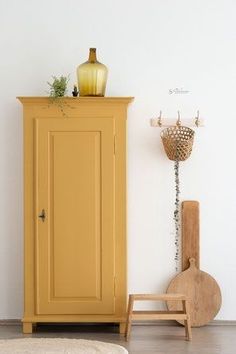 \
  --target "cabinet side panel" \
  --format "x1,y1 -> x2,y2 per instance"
23,109 -> 36,320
